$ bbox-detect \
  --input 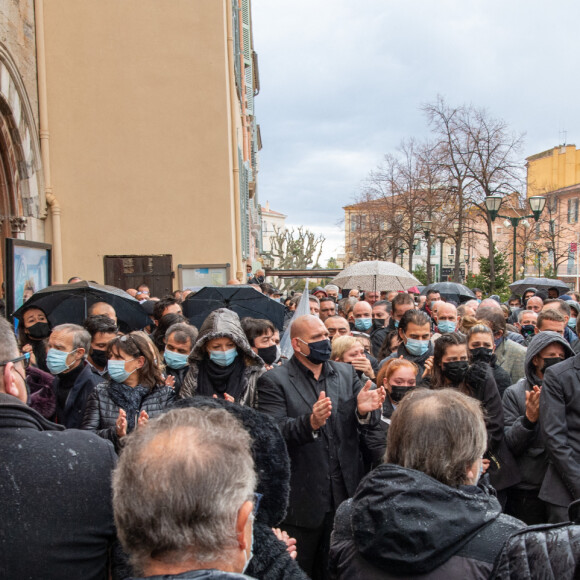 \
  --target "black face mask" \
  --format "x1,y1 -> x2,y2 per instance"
521,325 -> 535,337
257,344 -> 278,365
542,357 -> 564,373
26,321 -> 51,340
372,319 -> 386,331
442,360 -> 469,383
90,348 -> 109,369
299,338 -> 332,365
470,347 -> 493,364
390,386 -> 414,403
256,275 -> 265,284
